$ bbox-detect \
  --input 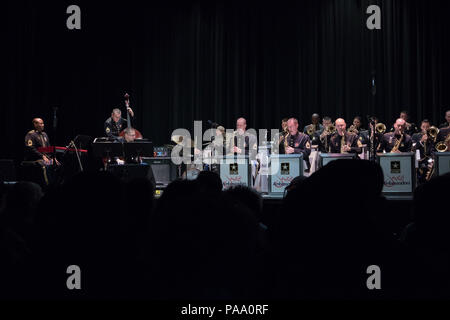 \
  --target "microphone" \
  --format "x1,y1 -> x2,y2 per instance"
65,140 -> 74,149
371,71 -> 376,96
